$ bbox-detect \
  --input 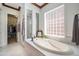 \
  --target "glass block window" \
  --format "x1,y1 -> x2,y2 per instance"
44,5 -> 65,37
